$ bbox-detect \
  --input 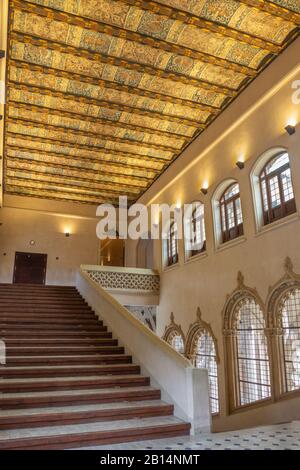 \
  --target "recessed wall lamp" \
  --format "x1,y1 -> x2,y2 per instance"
29,240 -> 36,246
285,124 -> 296,136
236,160 -> 245,170
200,187 -> 208,195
